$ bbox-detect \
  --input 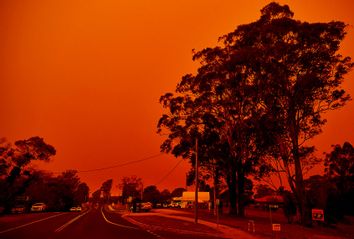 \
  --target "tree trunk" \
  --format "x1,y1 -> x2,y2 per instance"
291,124 -> 310,226
213,164 -> 219,216
293,145 -> 310,225
237,166 -> 245,217
227,167 -> 238,215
